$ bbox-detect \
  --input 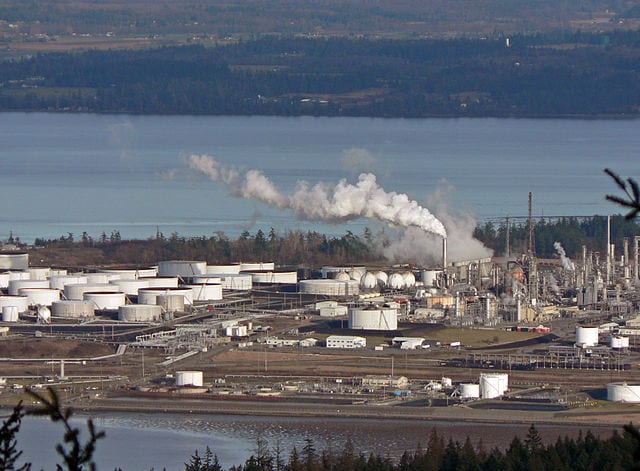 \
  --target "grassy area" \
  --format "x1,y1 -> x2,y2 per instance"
400,326 -> 542,348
